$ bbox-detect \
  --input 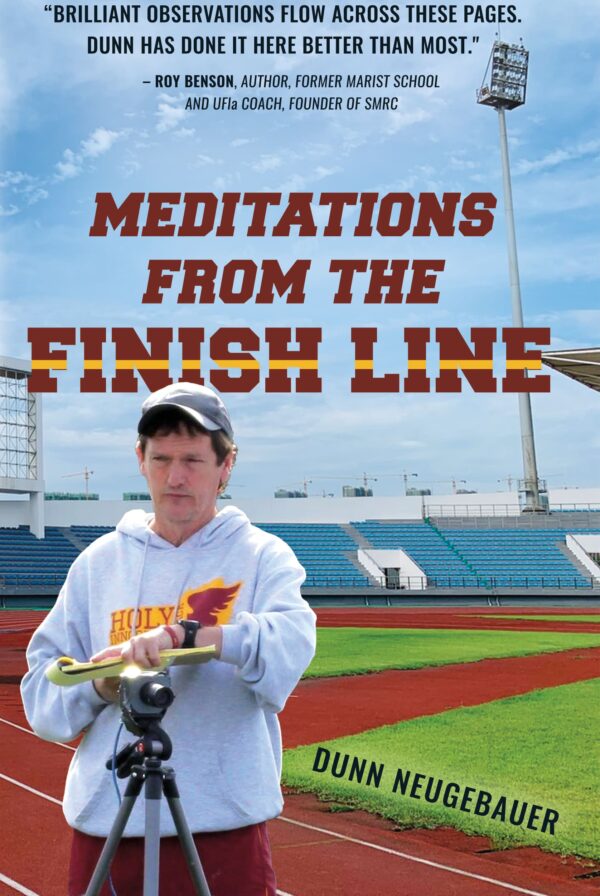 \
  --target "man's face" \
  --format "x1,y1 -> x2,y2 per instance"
136,427 -> 233,544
